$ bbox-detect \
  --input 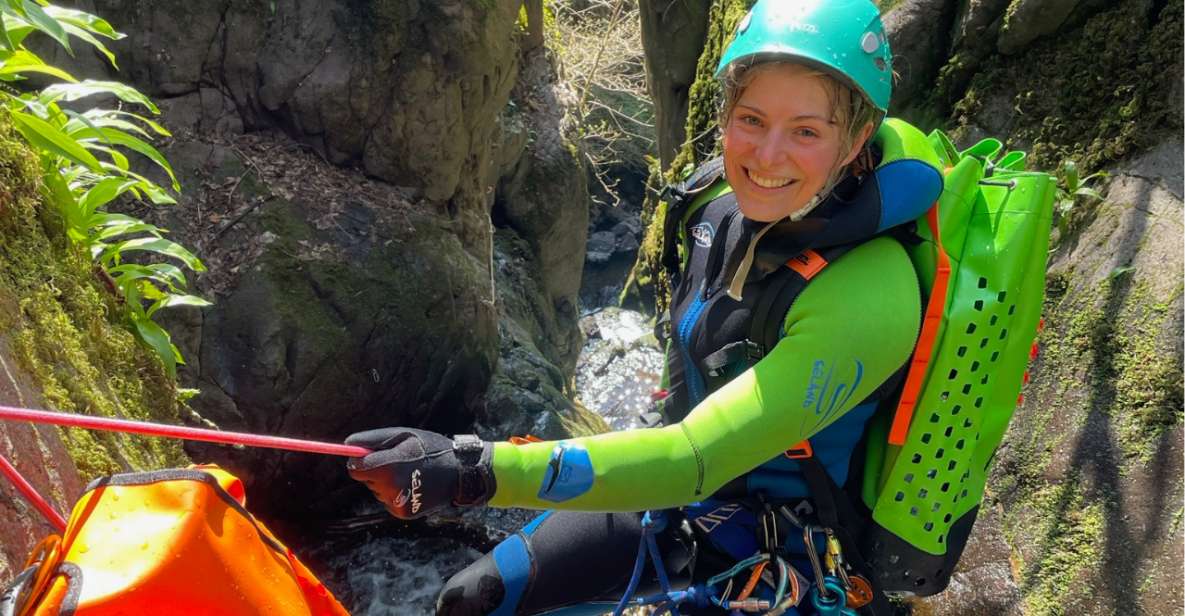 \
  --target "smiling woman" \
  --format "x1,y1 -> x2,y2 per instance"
720,62 -> 876,222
